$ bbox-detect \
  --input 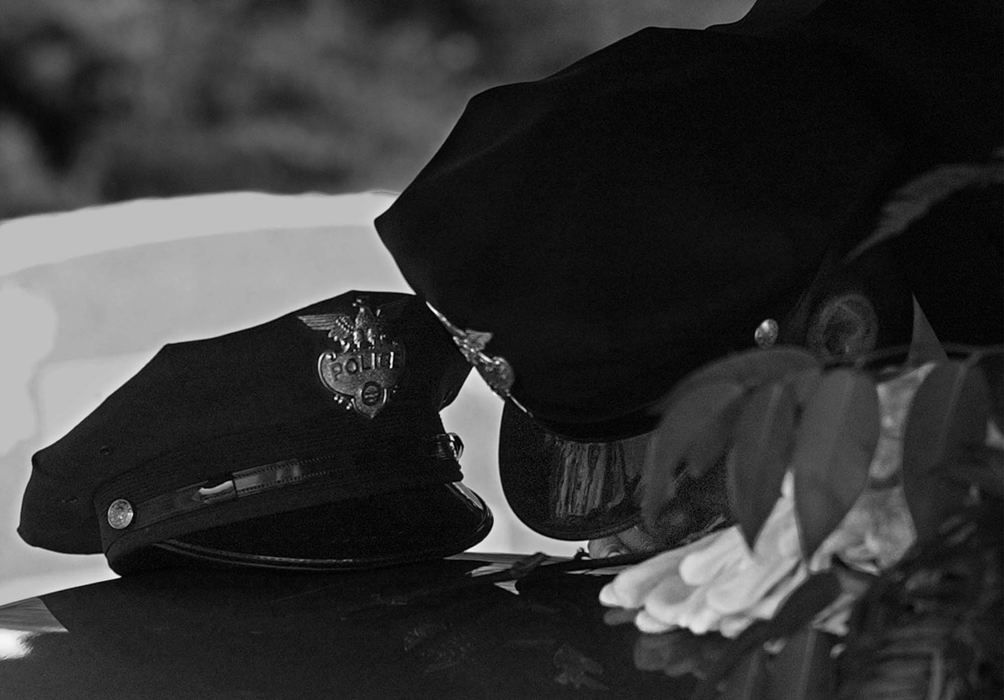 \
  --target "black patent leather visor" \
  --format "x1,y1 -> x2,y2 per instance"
139,482 -> 493,572
498,403 -> 650,541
